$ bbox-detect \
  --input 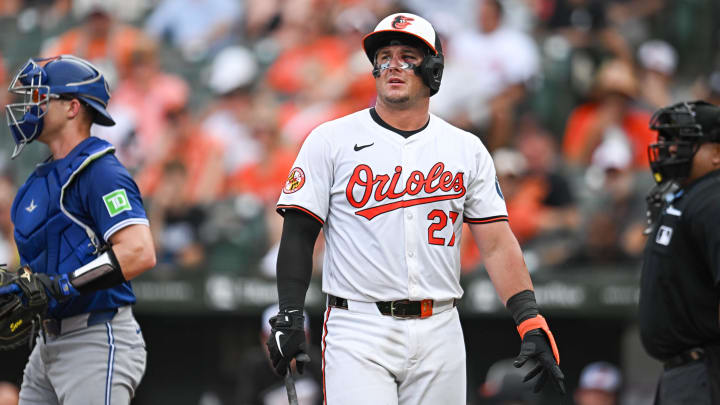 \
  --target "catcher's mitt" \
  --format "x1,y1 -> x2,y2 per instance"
0,267 -> 48,350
